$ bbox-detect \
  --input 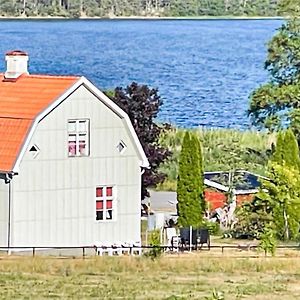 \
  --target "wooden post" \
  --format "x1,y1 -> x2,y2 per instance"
189,226 -> 192,252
